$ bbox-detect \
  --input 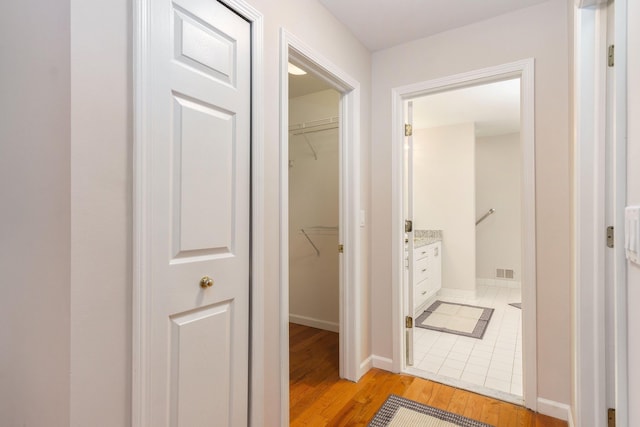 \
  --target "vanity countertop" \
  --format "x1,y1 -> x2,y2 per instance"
414,230 -> 442,248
